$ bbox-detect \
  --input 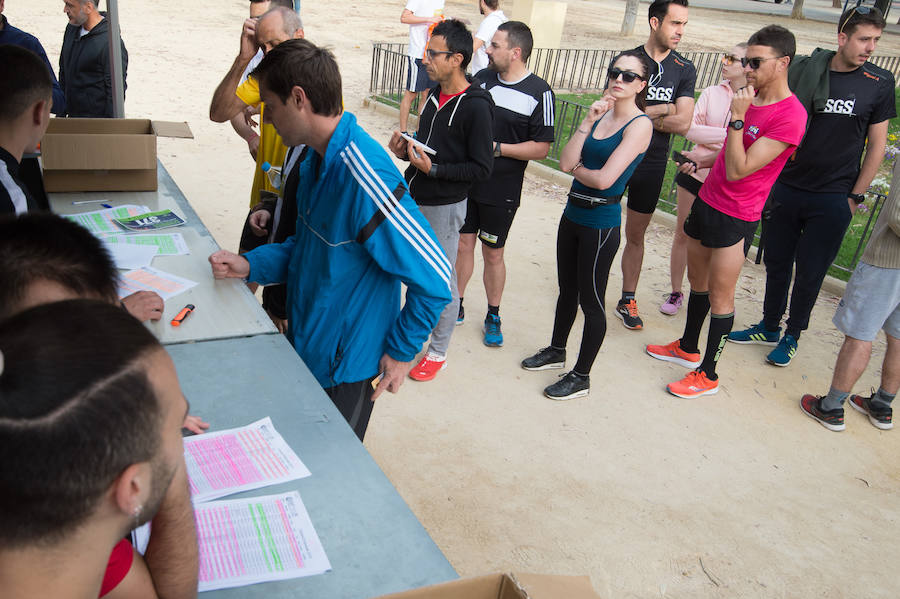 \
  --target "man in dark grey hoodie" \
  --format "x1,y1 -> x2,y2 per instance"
59,0 -> 128,117
389,18 -> 494,382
